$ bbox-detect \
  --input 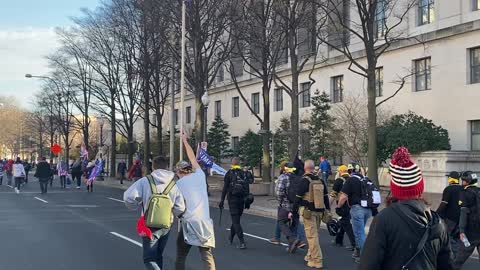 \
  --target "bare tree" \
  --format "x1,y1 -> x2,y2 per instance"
316,0 -> 418,184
